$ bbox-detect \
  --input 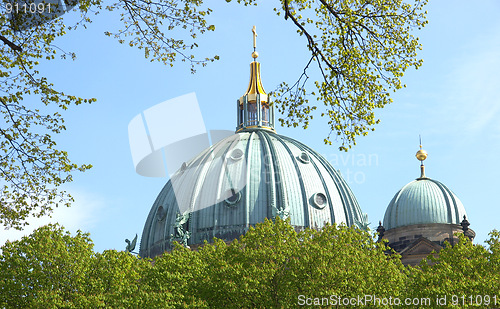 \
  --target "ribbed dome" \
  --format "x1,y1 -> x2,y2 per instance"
140,129 -> 366,258
139,32 -> 367,258
383,178 -> 467,230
